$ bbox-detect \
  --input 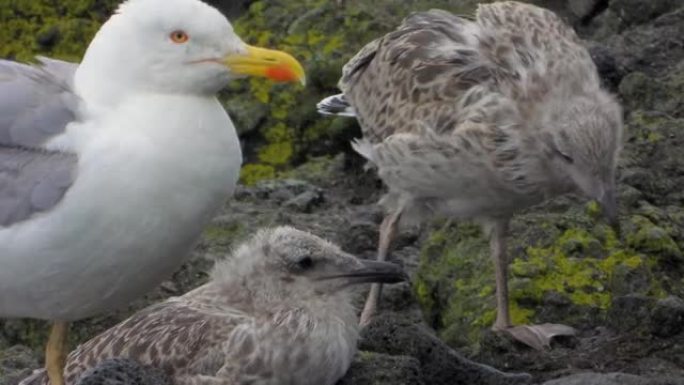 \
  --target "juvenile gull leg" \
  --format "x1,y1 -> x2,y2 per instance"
45,321 -> 69,385
490,220 -> 512,332
489,221 -> 576,350
359,210 -> 402,327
